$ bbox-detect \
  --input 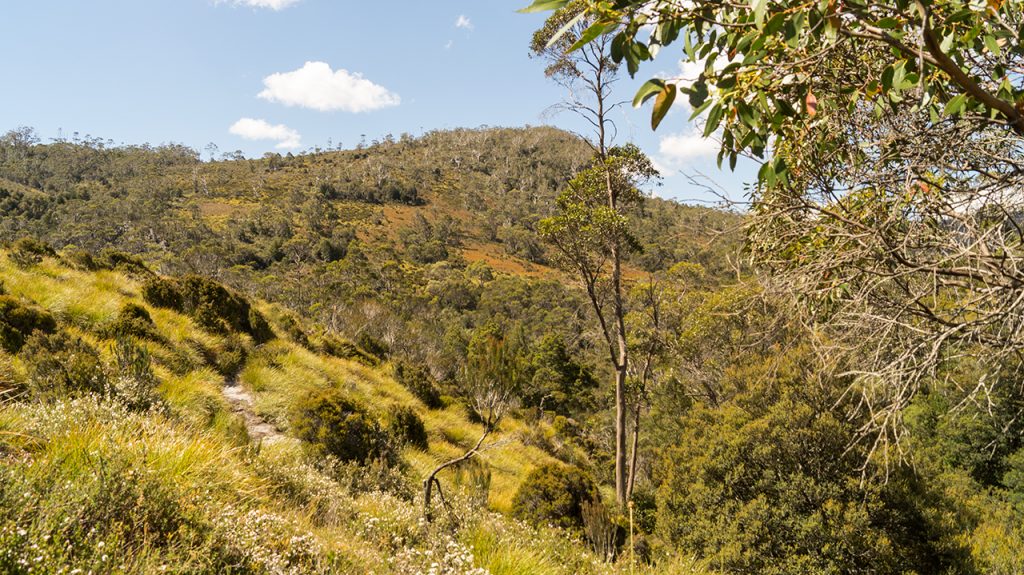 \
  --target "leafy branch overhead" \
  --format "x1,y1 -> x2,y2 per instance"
523,0 -> 1024,180
525,0 -> 1024,467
